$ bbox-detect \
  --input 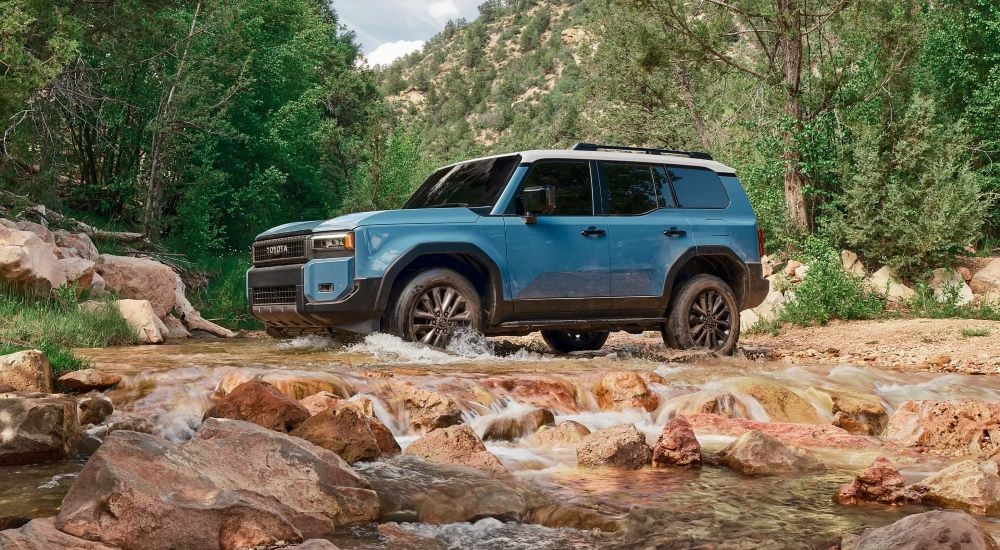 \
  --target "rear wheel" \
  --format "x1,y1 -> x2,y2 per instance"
541,330 -> 610,353
387,268 -> 483,349
662,274 -> 740,355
